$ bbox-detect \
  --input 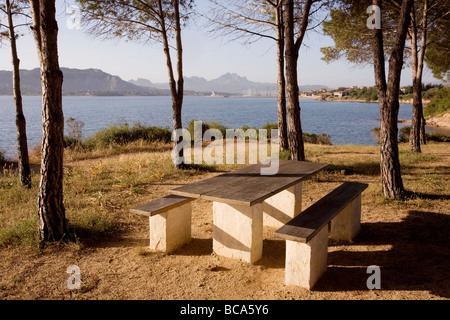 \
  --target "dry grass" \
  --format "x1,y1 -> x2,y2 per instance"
0,141 -> 449,300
